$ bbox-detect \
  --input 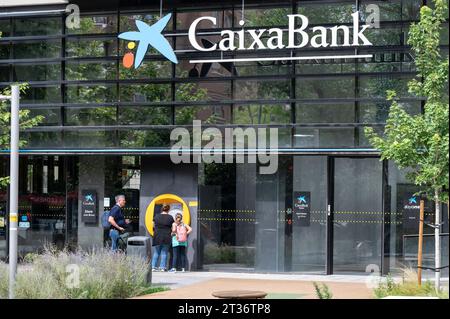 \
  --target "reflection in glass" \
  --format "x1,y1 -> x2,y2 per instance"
66,38 -> 117,58
13,64 -> 60,82
66,84 -> 116,103
333,158 -> 383,273
13,41 -> 61,59
234,80 -> 290,101
297,103 -> 355,124
67,15 -> 117,34
13,17 -> 61,36
234,104 -> 291,124
65,107 -> 116,126
119,106 -> 171,125
24,107 -> 61,126
66,61 -> 117,81
176,105 -> 231,125
359,76 -> 414,98
21,86 -> 61,104
120,84 -> 171,102
297,78 -> 355,99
